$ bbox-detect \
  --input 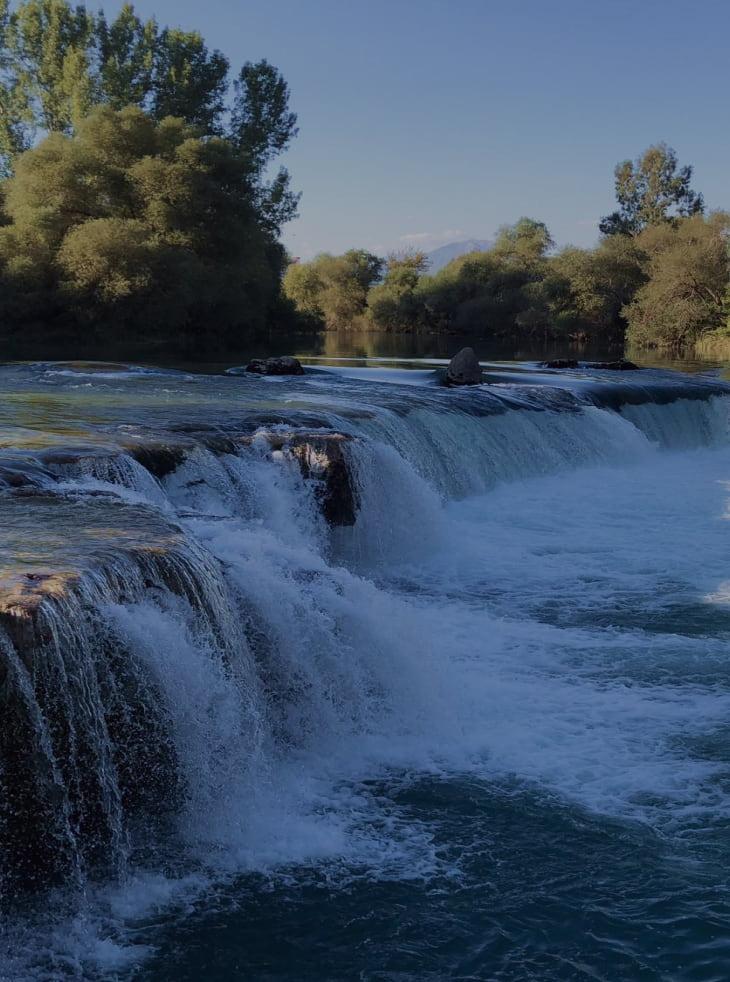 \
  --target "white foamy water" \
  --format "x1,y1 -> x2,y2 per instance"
2,375 -> 730,980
